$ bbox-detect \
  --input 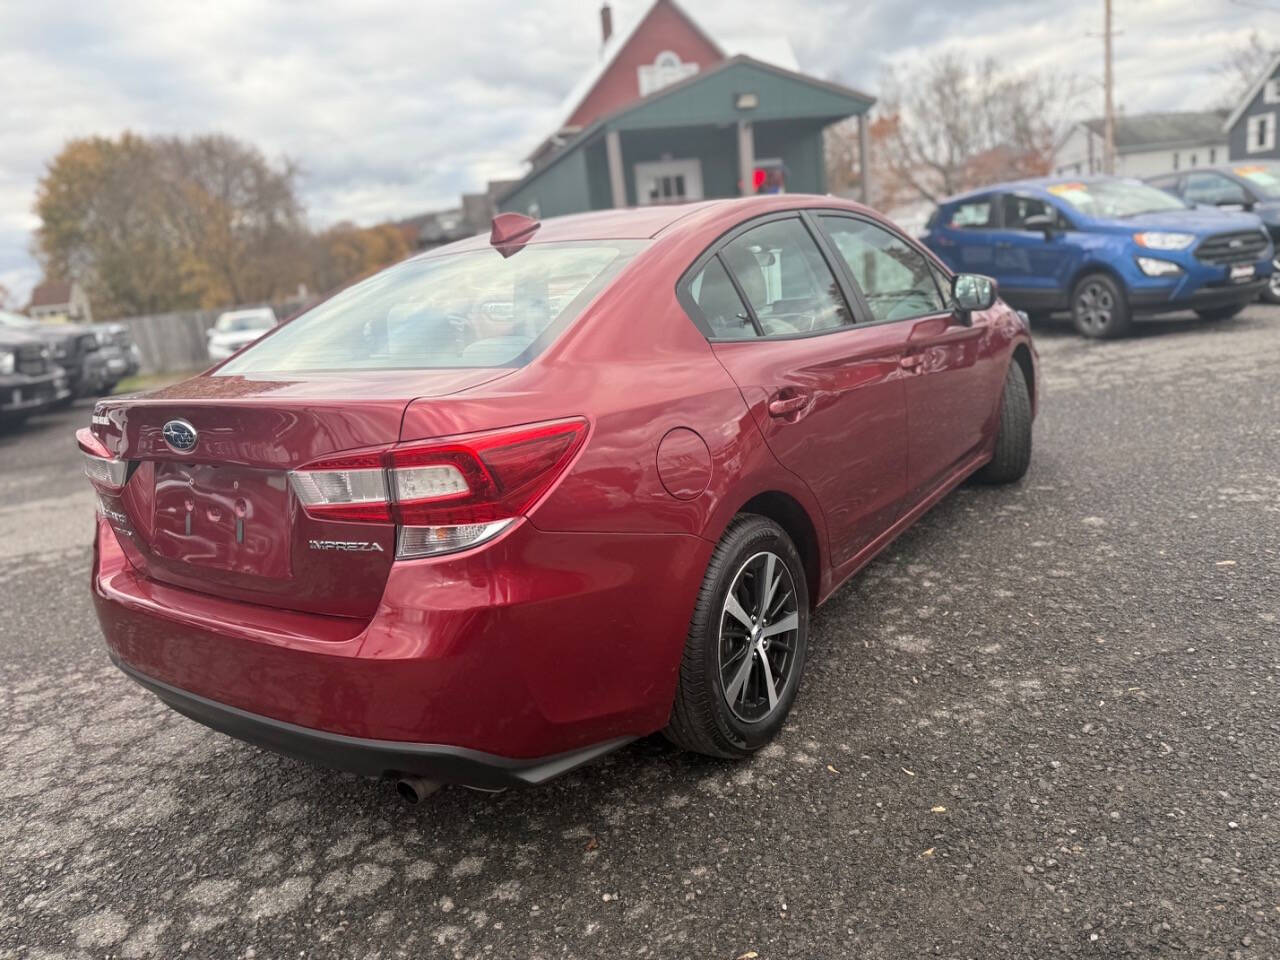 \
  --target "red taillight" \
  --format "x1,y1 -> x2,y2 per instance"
288,448 -> 393,523
391,420 -> 588,526
287,418 -> 588,558
77,427 -> 128,493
